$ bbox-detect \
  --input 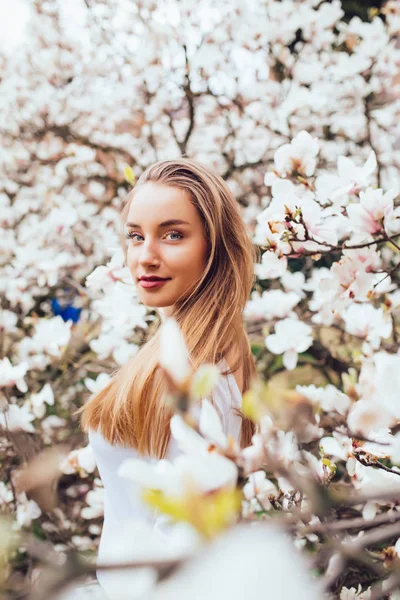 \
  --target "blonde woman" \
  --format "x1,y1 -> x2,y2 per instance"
78,158 -> 259,593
